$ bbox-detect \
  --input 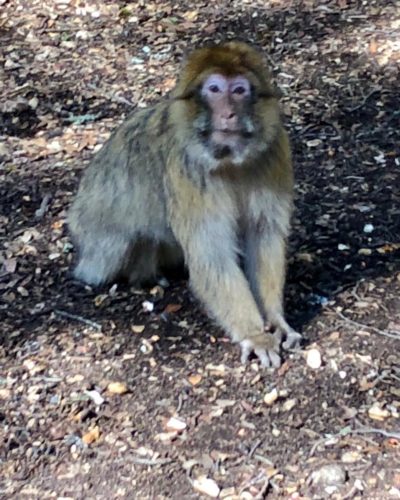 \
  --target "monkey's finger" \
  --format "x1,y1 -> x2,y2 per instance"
254,348 -> 272,368
240,340 -> 253,365
282,330 -> 302,350
266,349 -> 281,368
